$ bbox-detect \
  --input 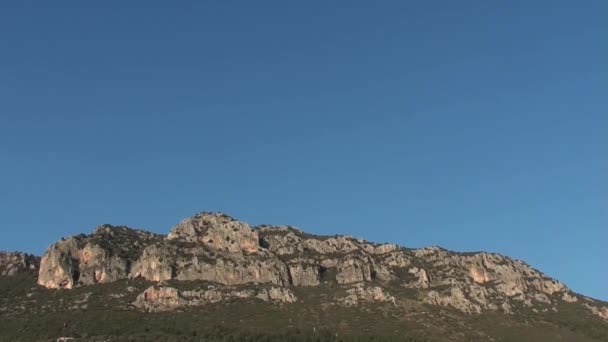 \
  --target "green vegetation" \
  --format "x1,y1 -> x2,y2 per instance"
1,272 -> 607,342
